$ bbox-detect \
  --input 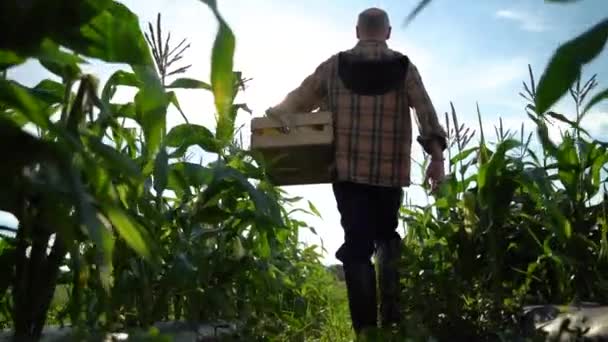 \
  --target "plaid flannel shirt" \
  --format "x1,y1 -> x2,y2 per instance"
268,40 -> 447,187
